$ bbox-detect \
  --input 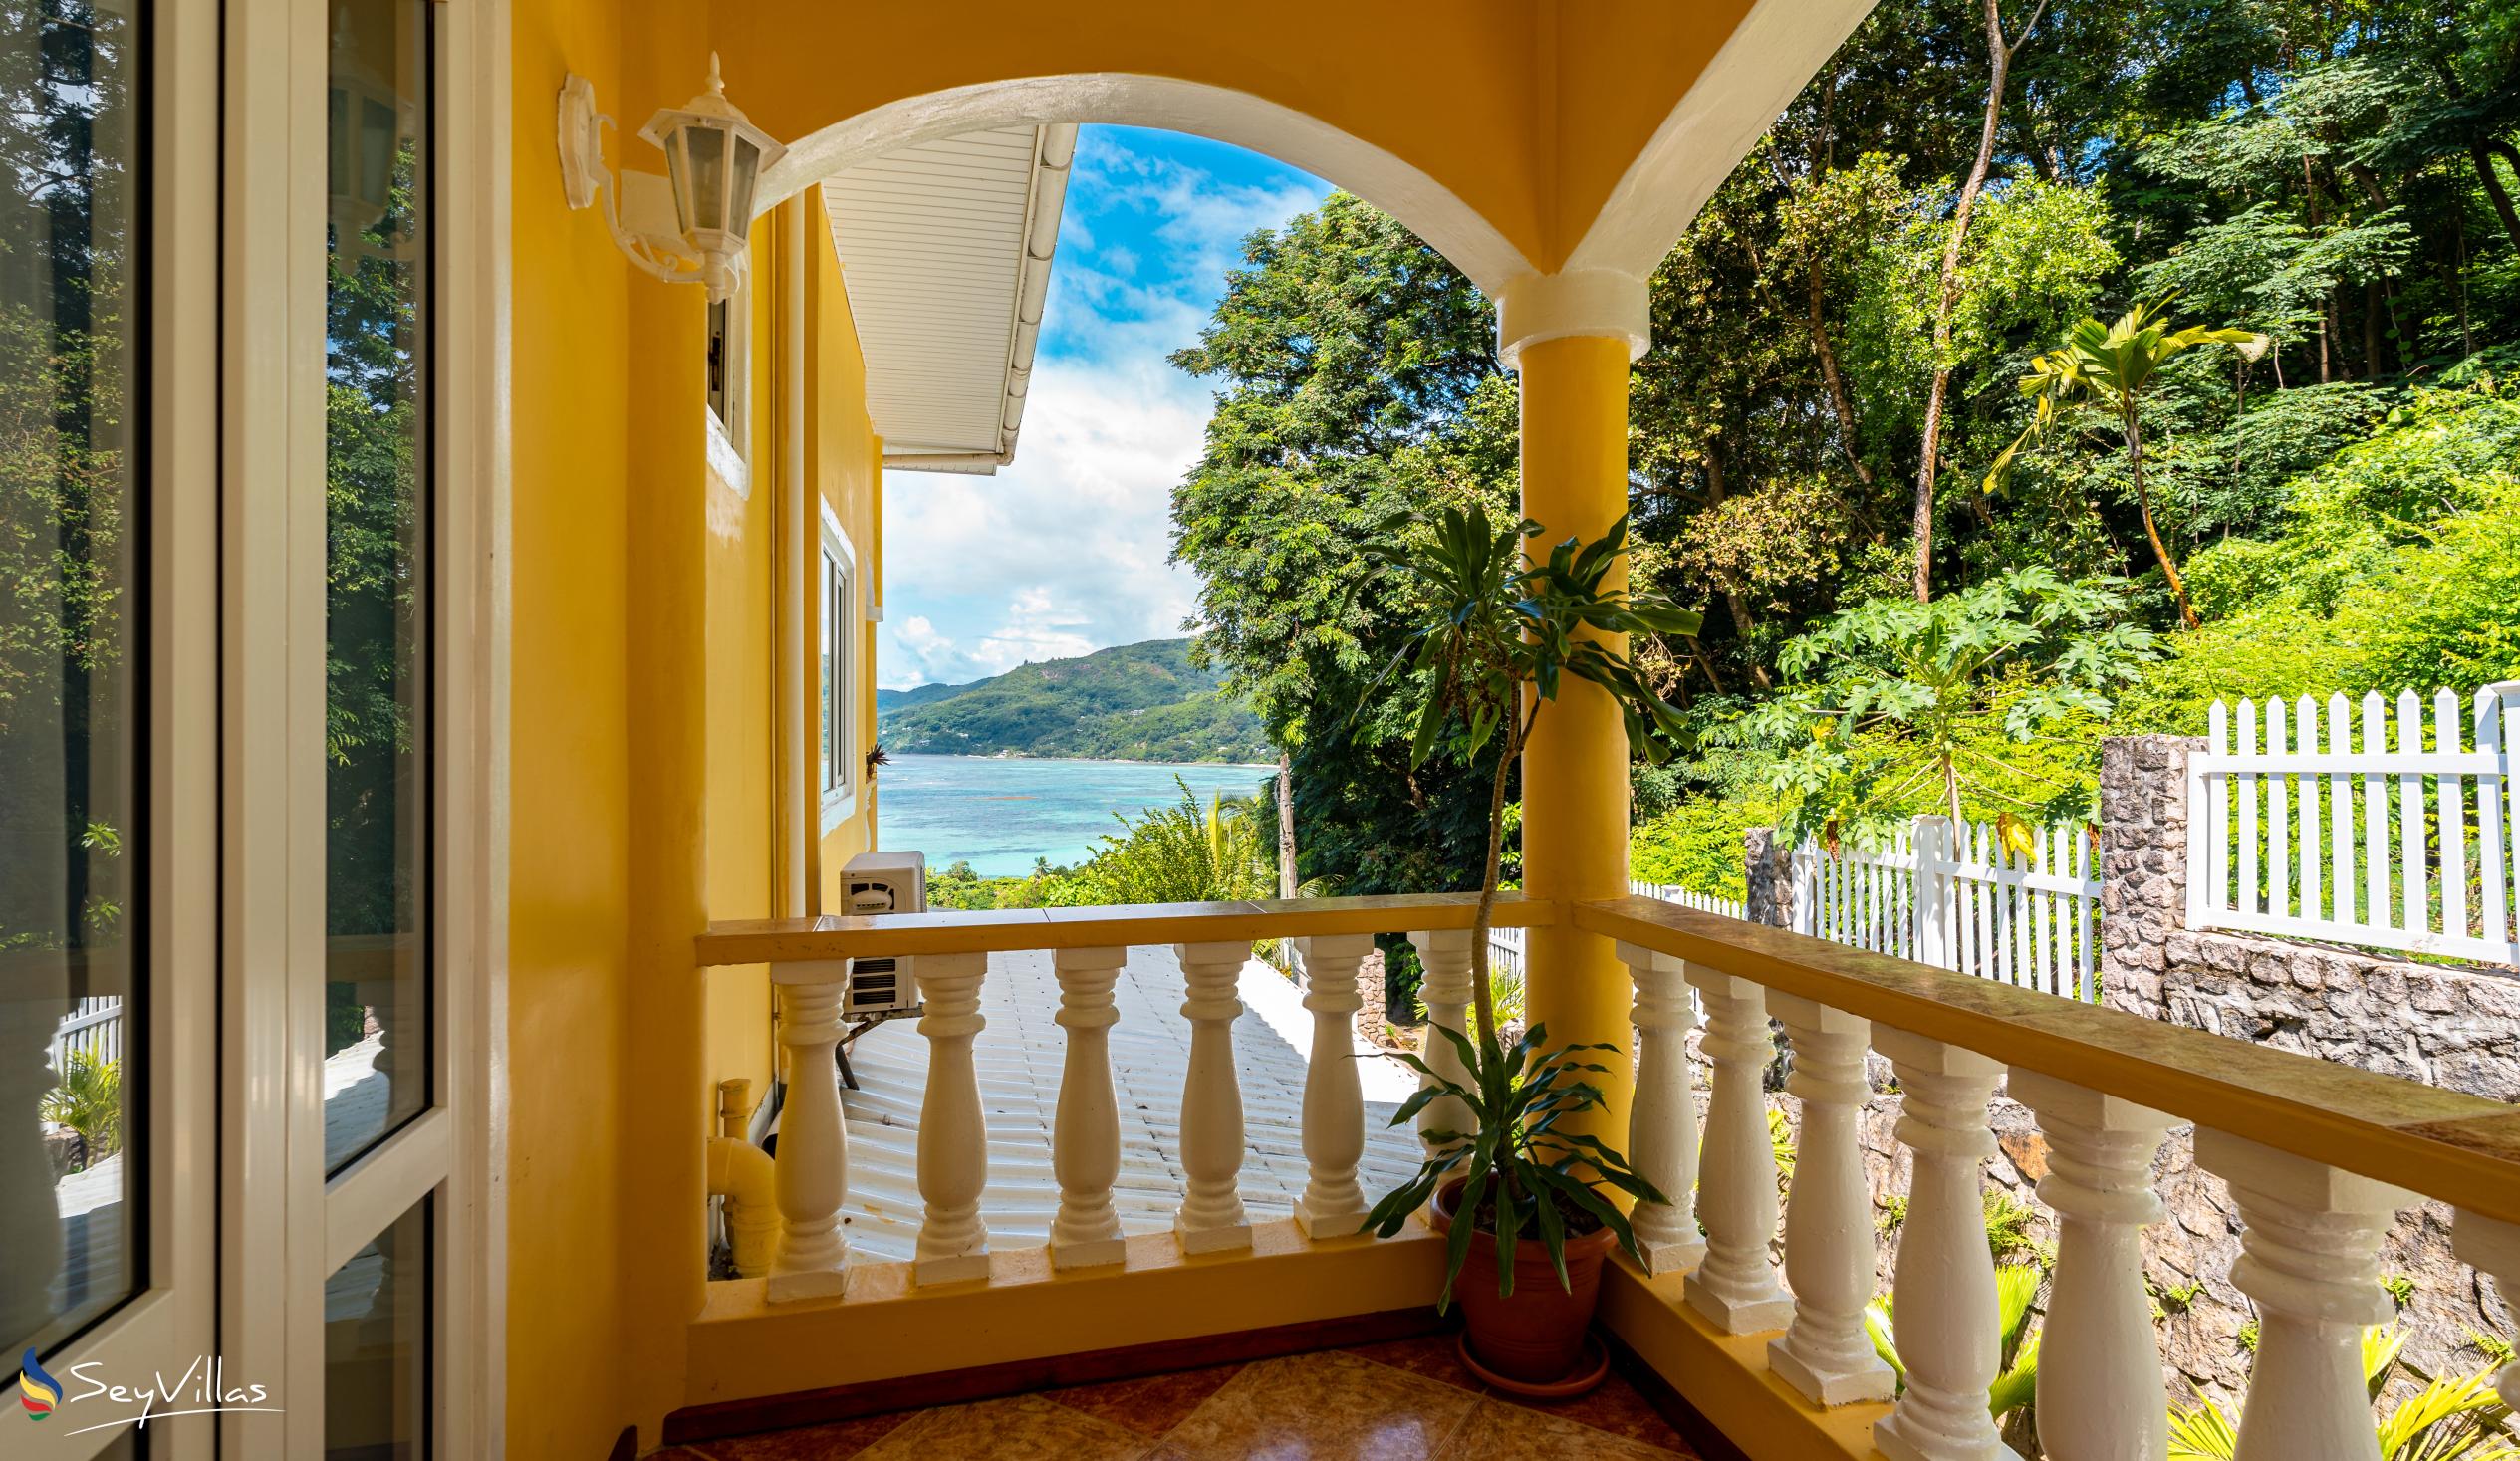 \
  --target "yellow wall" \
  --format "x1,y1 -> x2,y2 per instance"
510,2 -> 890,1438
500,3 -> 1768,1452
808,200 -> 882,910
696,219 -> 780,1103
506,0 -> 632,1455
